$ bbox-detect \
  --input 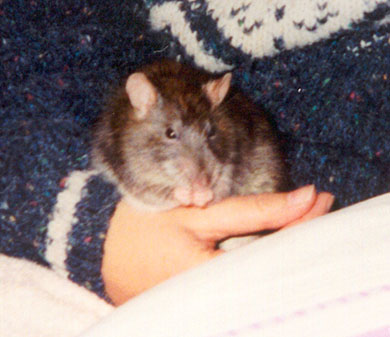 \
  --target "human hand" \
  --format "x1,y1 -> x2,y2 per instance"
102,185 -> 334,305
